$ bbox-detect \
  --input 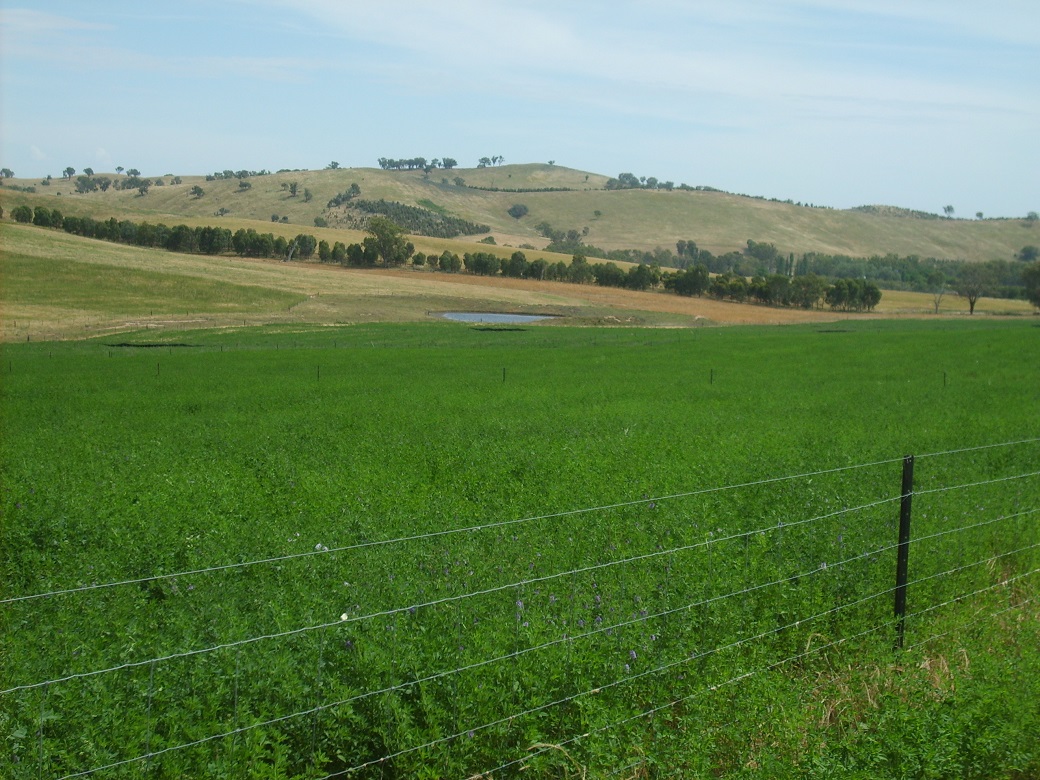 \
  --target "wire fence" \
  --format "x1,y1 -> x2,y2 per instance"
2,438 -> 1038,778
